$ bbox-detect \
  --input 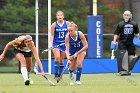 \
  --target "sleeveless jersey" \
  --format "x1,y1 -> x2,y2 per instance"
53,20 -> 68,52
53,20 -> 68,43
69,31 -> 83,56
15,47 -> 31,52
